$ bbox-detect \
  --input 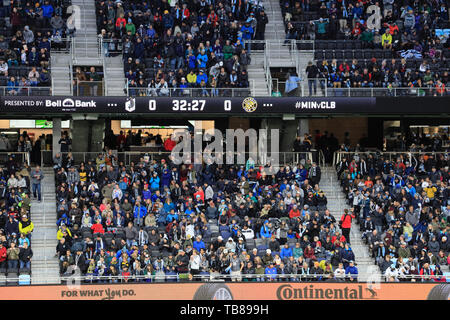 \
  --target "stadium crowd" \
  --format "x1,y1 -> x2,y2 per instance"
292,1 -> 450,95
52,132 -> 369,283
0,0 -> 72,94
95,0 -> 268,96
336,149 -> 450,281
0,156 -> 35,276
